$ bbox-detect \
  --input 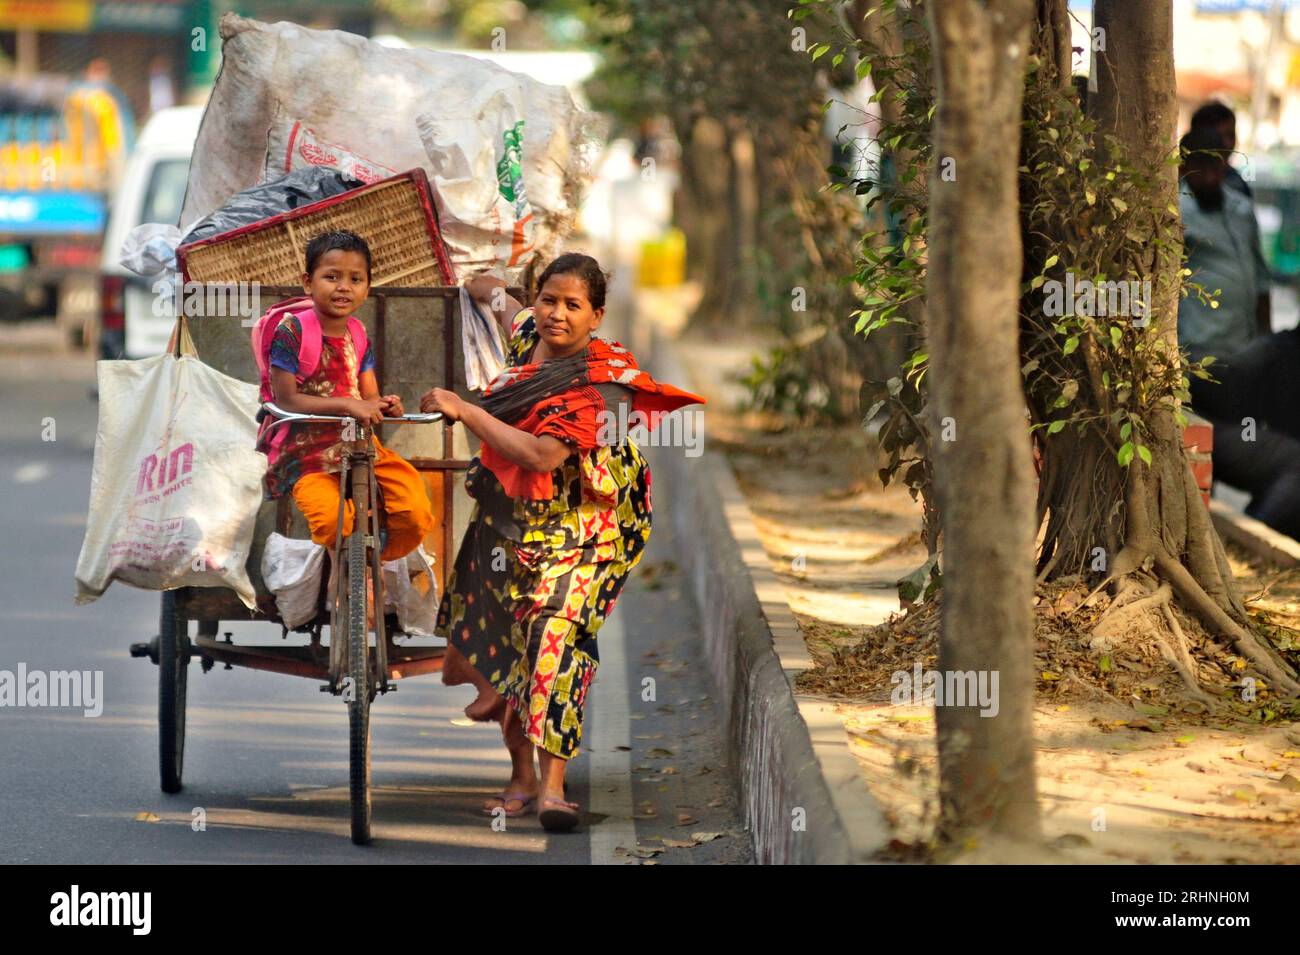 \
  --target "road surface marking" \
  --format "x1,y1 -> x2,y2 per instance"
13,461 -> 51,484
